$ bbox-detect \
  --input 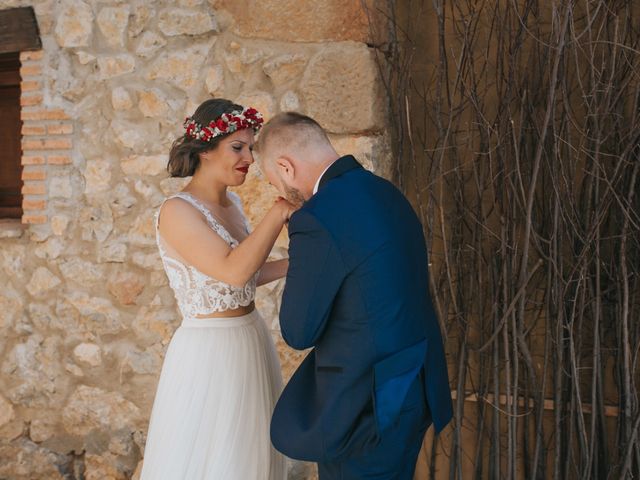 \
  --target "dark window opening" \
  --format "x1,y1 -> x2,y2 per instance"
0,51 -> 22,219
